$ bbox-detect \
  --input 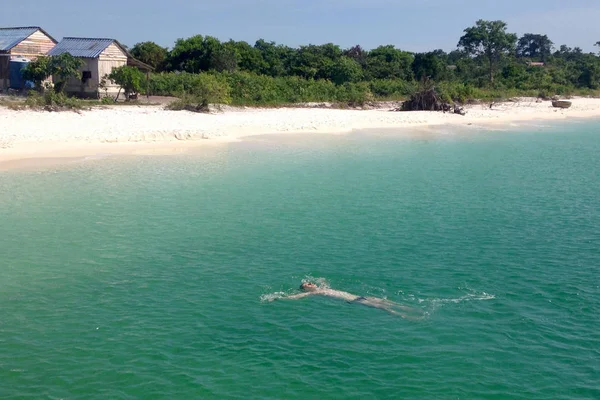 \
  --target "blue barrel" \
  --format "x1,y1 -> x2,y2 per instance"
9,59 -> 34,89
